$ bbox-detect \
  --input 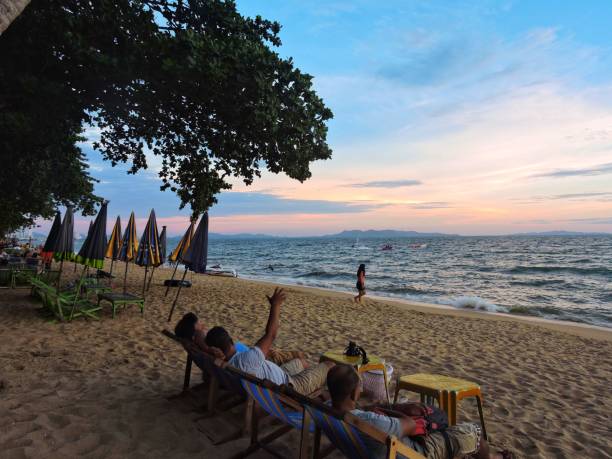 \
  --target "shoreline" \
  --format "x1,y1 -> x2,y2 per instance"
231,273 -> 612,342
